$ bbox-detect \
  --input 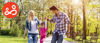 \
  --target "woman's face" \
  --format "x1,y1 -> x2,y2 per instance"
31,13 -> 34,19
